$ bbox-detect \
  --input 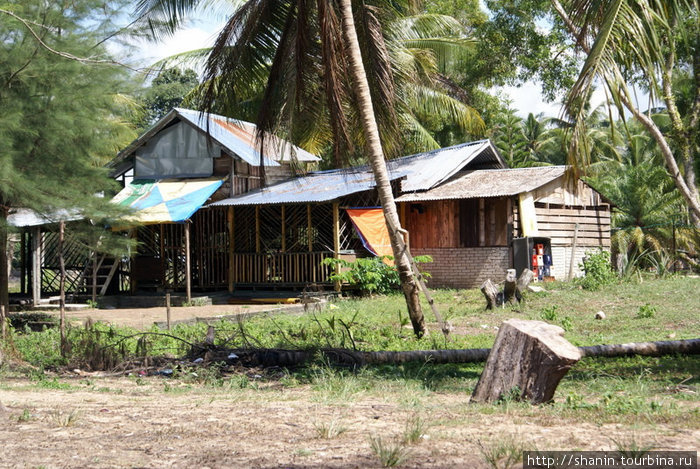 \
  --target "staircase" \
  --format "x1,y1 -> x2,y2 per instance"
76,254 -> 121,297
